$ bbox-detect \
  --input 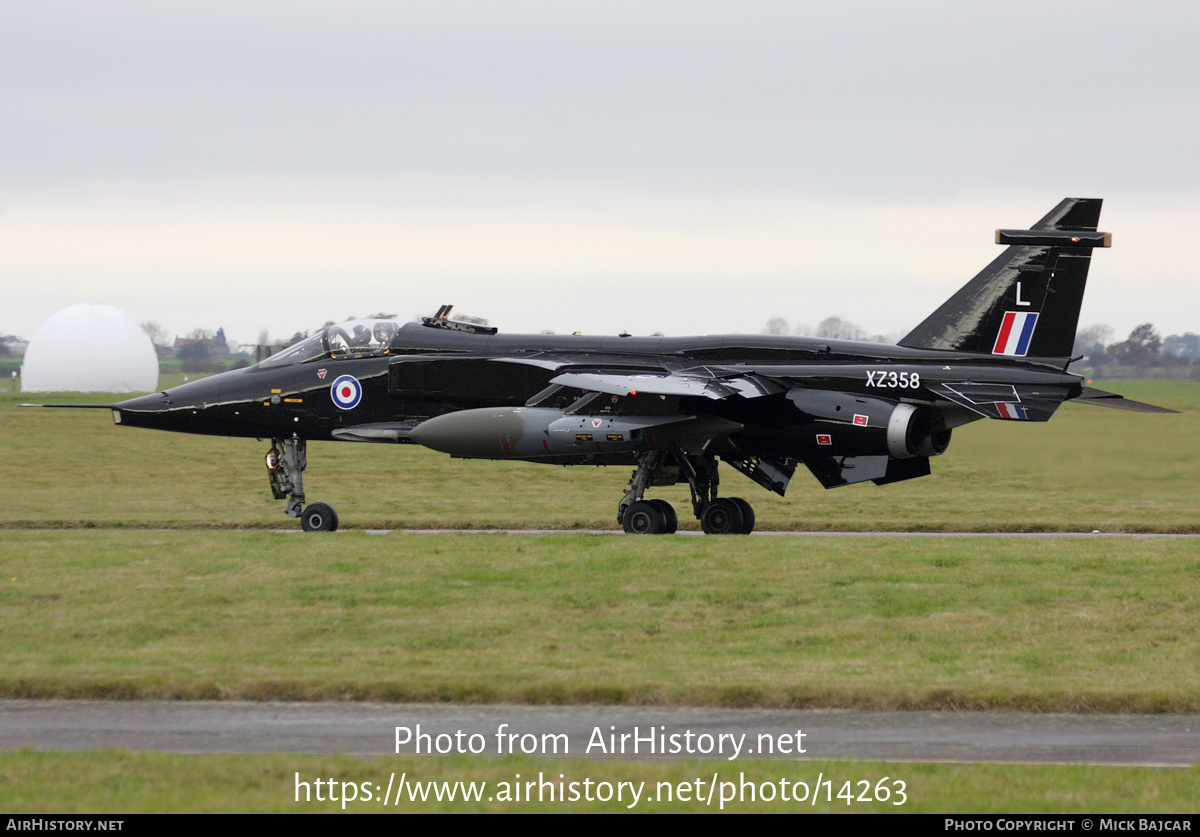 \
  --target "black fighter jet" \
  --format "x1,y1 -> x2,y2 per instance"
37,198 -> 1174,533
